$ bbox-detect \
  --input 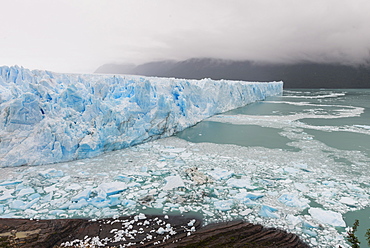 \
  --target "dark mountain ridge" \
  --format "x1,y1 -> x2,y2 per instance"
95,58 -> 370,88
